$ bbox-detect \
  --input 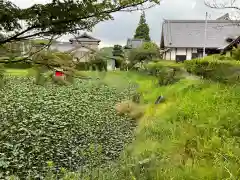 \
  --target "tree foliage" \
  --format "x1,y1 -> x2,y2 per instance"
205,0 -> 240,11
142,41 -> 159,51
89,50 -> 108,71
31,51 -> 76,85
113,45 -> 124,68
112,45 -> 124,57
134,11 -> 151,41
0,0 -> 159,45
128,42 -> 159,68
